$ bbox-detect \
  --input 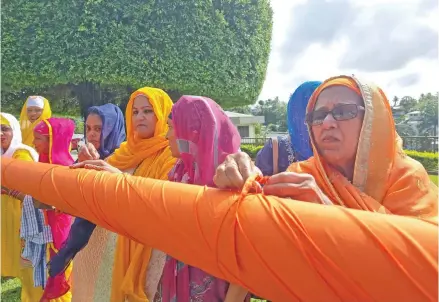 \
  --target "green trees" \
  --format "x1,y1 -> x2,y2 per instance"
416,93 -> 438,136
1,0 -> 273,115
